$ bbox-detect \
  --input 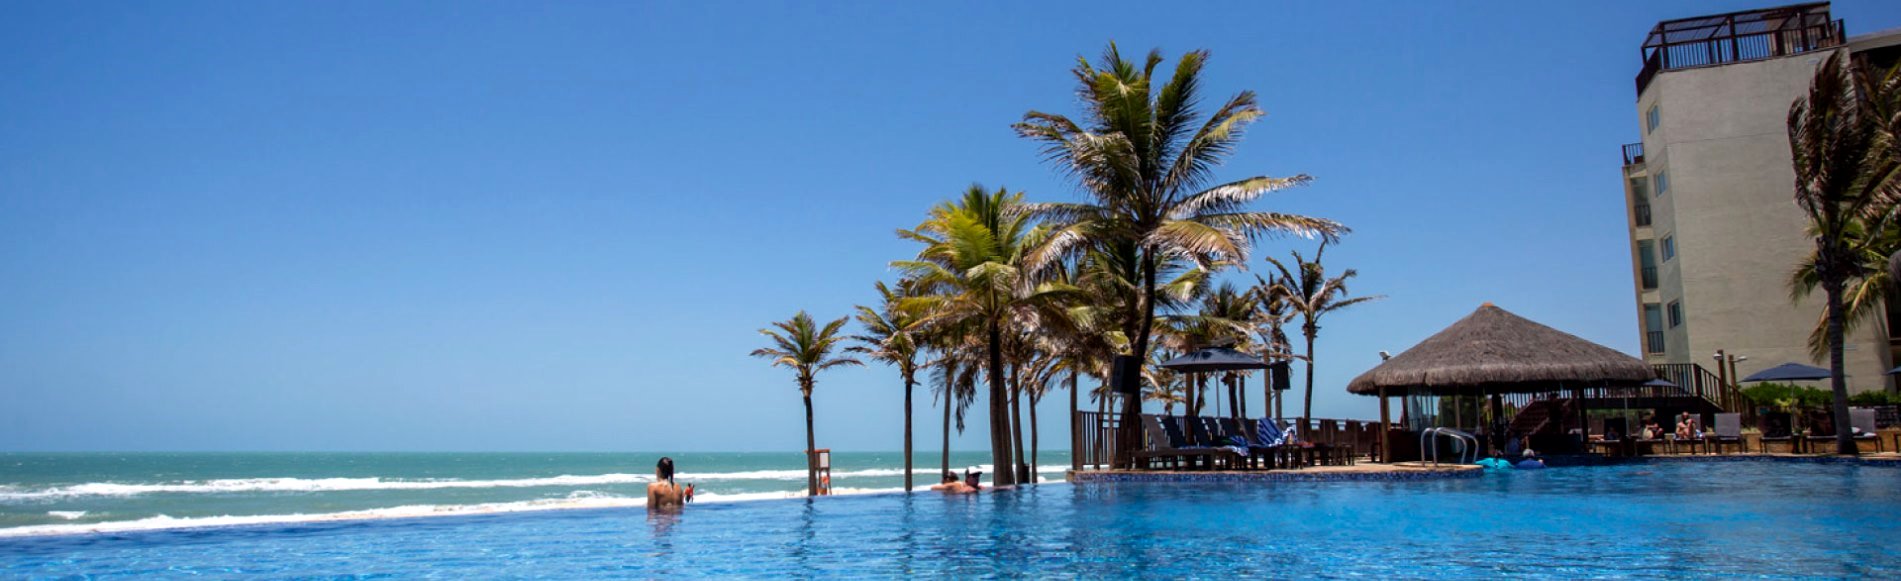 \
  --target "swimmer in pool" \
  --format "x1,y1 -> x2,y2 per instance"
646,457 -> 695,512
